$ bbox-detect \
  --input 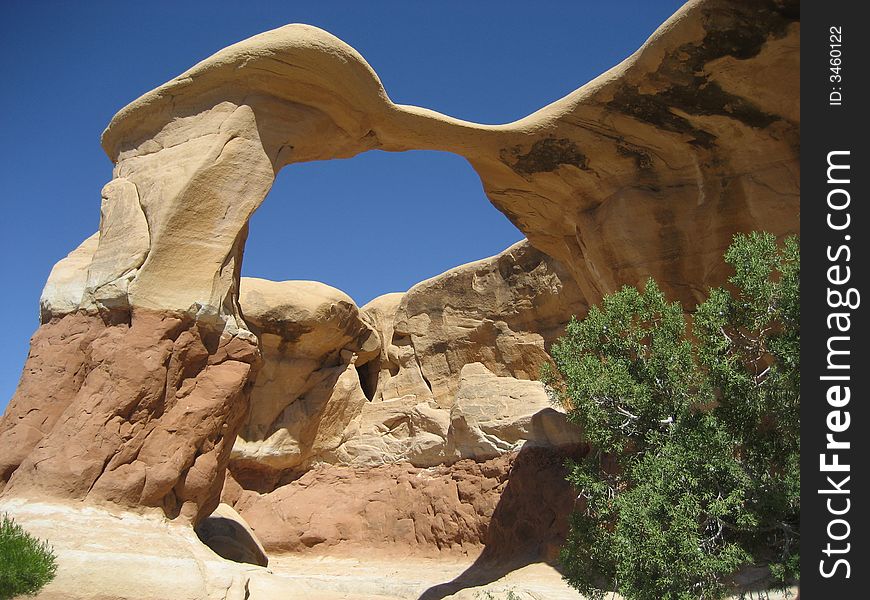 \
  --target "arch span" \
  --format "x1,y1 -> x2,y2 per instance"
86,1 -> 798,328
0,0 -> 799,523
